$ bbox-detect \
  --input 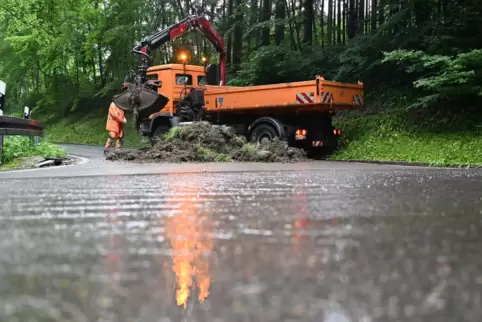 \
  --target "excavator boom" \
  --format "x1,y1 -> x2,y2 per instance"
113,14 -> 226,122
135,15 -> 226,85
